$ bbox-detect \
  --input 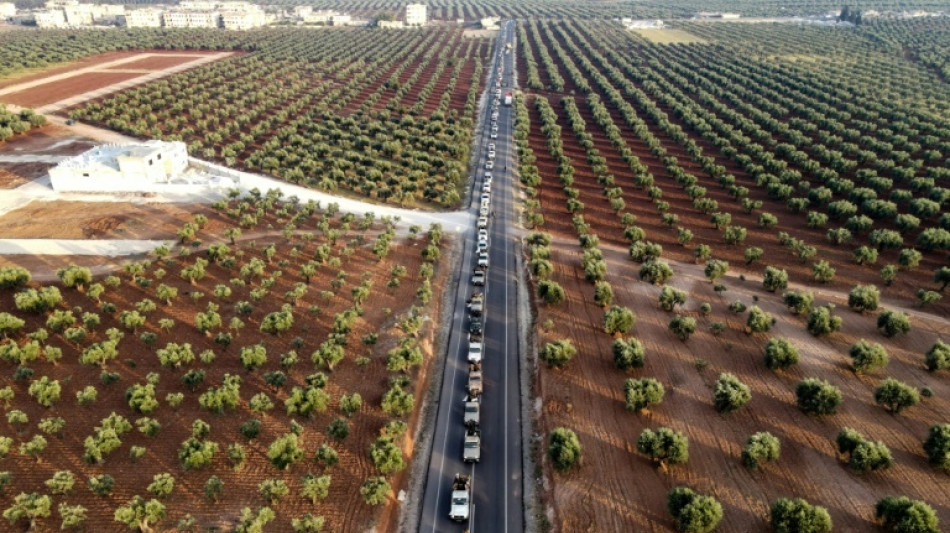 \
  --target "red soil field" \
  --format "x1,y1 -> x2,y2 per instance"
3,72 -> 145,108
0,51 -> 140,90
0,200 -> 449,532
531,238 -> 950,532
